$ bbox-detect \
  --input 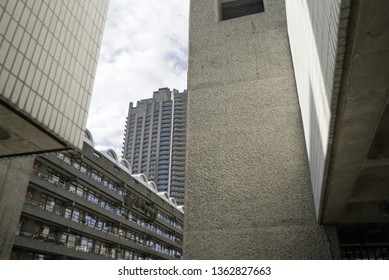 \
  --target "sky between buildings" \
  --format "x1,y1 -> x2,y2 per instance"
86,0 -> 189,157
